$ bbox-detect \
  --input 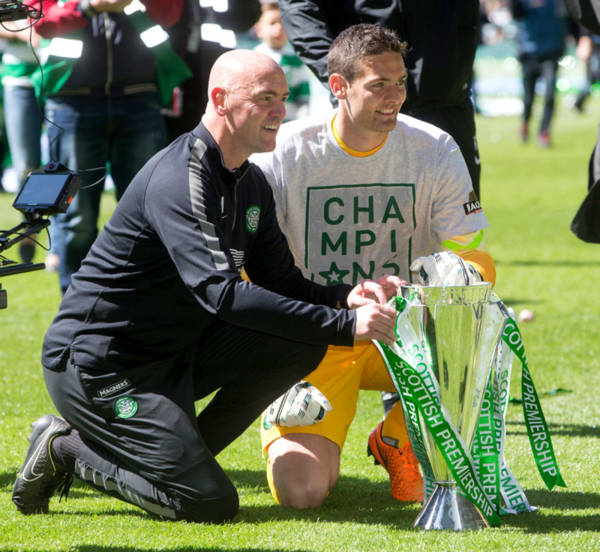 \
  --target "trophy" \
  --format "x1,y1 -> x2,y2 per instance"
396,283 -> 505,530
